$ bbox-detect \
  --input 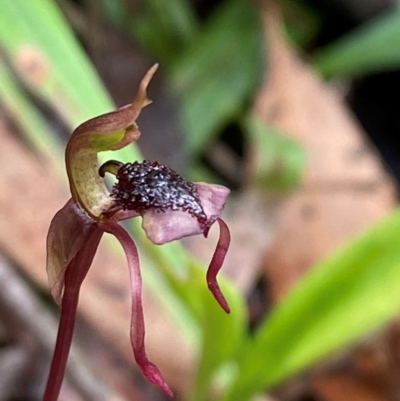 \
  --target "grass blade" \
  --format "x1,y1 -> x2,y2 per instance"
223,208 -> 400,401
